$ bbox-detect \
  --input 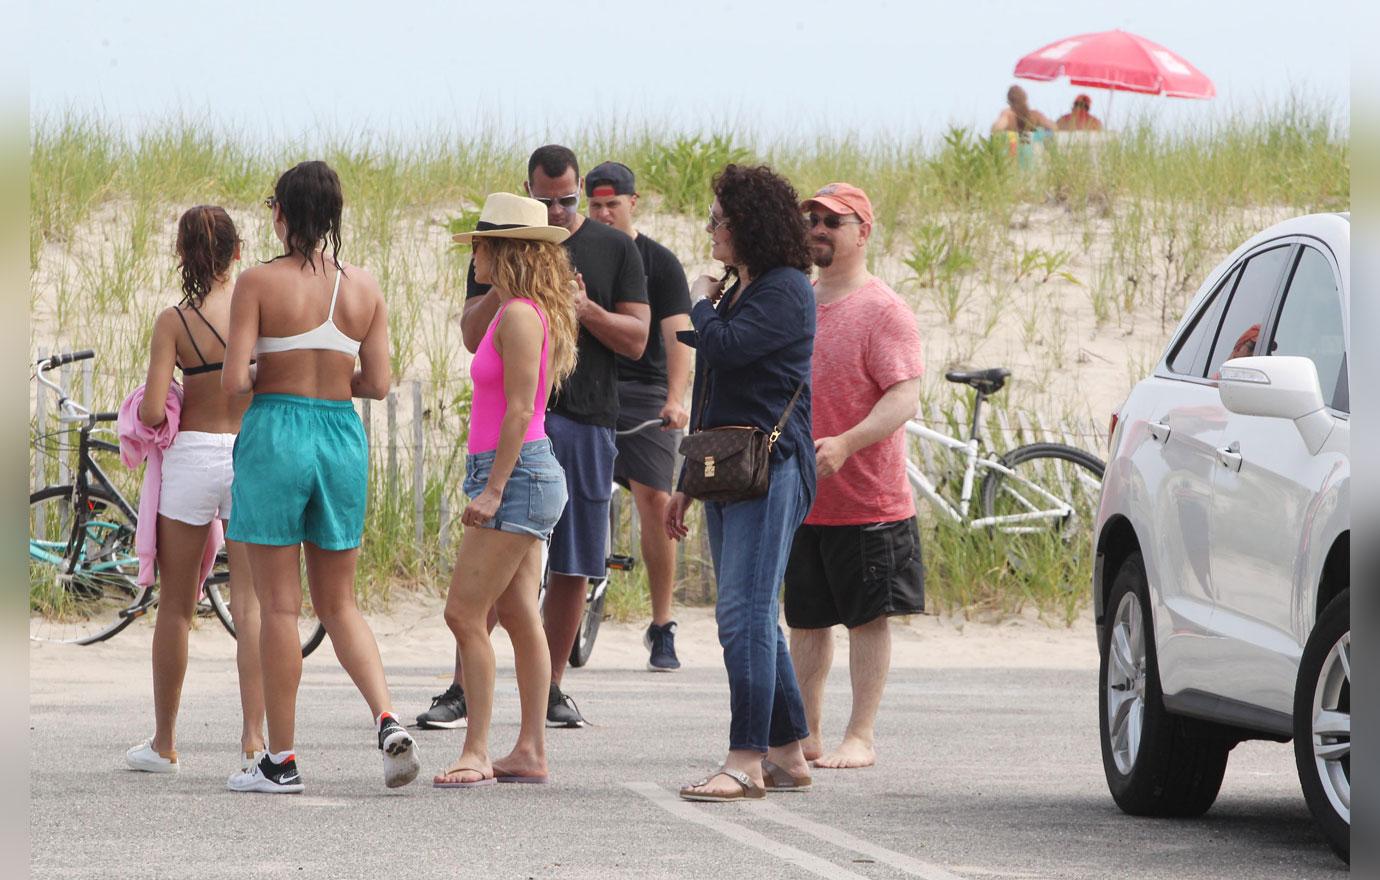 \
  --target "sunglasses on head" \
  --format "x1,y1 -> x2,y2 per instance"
805,213 -> 860,229
530,191 -> 580,209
